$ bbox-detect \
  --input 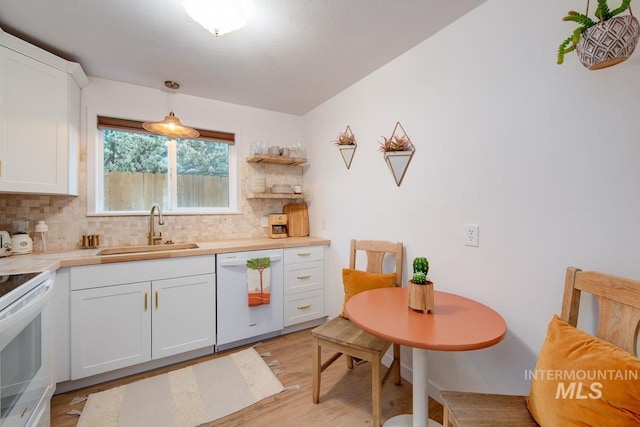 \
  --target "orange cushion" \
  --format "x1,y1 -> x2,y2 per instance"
340,268 -> 396,318
526,315 -> 640,426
